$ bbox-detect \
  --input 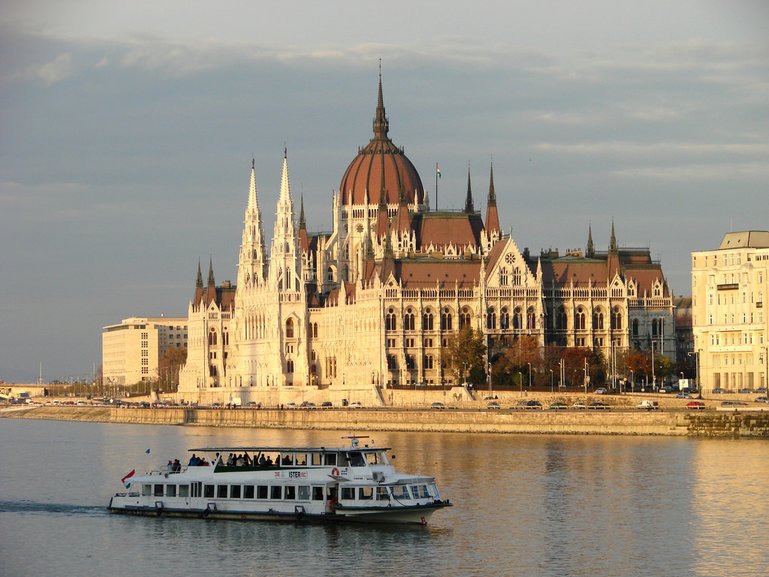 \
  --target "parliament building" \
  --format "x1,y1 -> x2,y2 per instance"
177,77 -> 674,401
